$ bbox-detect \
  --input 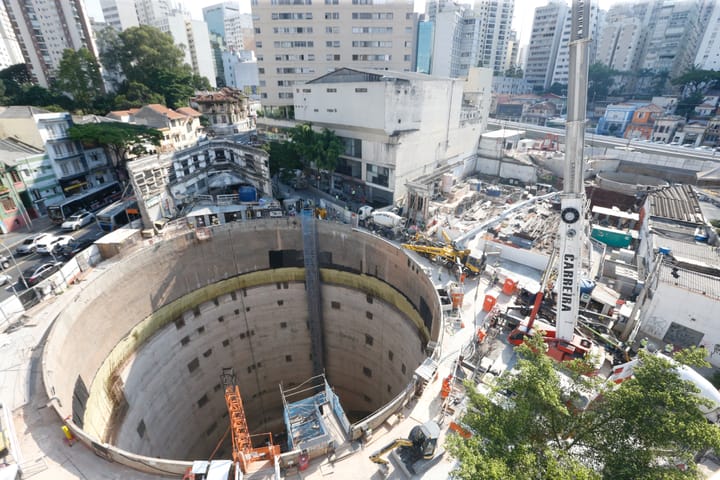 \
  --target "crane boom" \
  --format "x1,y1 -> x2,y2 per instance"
556,0 -> 591,342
